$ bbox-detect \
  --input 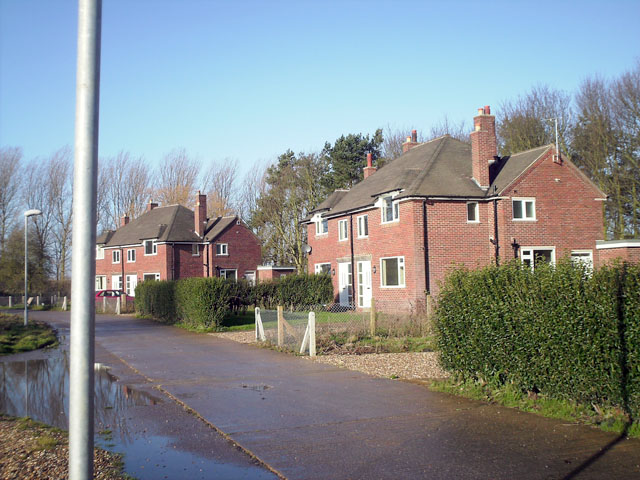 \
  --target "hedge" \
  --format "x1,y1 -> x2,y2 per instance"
436,260 -> 640,418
